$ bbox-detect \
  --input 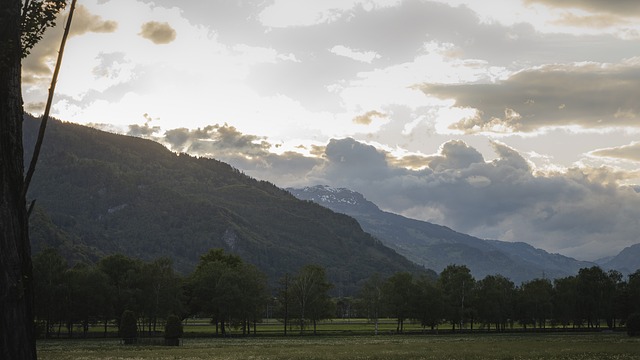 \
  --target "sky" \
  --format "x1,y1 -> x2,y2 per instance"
22,0 -> 640,262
